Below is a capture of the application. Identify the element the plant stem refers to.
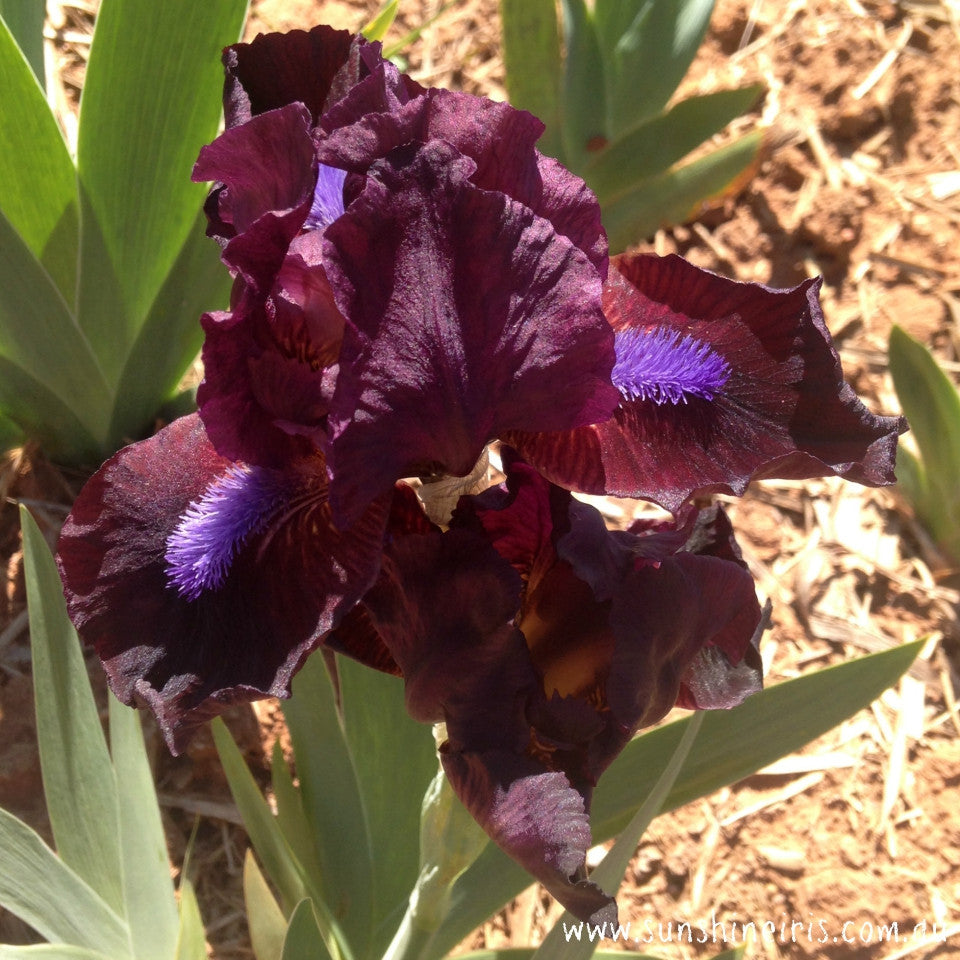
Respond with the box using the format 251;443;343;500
382;903;437;960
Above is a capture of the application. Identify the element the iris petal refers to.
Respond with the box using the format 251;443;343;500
508;253;906;514
350;527;526;725
606;552;762;732
441;750;617;926
220;24;357;128
56;414;391;752
193;102;316;247
456;458;764;780
198;253;343;467
317;88;607;272
322;139;617;524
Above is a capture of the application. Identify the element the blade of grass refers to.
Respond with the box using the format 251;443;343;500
500;0;564;159
888;325;960;559
889;326;960;483
0;358;102;464
212;718;308;914
362;0;399;41
558;0;607;170
0;12;77;299
0;1;45;85
601;130;762;252
282;654;373;954
0;809;129;957
103;203;229;450
0;214;111;454
109;694;180;960
0;409;24;452
245;850;288;960
584;86;763;201
281;901;334;960
382;2;455;60
75;0;247;384
337;656;438;958
174;877;208;960
214;714;357;960
0;947;116;959
21;507;124;915
595;0;716;135
270;742;326;908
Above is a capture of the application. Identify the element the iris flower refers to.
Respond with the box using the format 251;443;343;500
192;25;619;524
56;24;905;924
330;456;765;923
58;25;618;749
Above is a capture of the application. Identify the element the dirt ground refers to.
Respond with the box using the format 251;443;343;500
1;1;959;958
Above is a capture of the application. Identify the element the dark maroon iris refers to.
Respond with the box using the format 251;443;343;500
55;23;619;760
54;21;906;928
328;455;764;923
191;25;619;523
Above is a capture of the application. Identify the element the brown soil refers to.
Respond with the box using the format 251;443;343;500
2;1;959;958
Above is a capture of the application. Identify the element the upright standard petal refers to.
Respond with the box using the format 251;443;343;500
508;254;906;514
192;100;349;469
56;415;391;752
197;243;345;467
193;103;318;288
317;88;607;271
322;141;618;524
193;103;317;237
220;24;357;128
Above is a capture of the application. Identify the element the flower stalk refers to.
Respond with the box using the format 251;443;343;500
384;764;489;960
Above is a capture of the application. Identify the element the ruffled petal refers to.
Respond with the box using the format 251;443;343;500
317;88;606;271
457;459;764;773
325;483;440;677
677;612;767;711
509;254;906;514
198;248;344;466
441;749;617;925
336;499;616;915
605;551;763;732
316;47;422;134
56;415;390;752
351;526;526;726
323;140;617;523
220;25;358;128
193;102;317;253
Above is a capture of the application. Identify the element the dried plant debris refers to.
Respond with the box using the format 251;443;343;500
2;1;957;957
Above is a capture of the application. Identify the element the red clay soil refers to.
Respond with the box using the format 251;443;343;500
2;1;958;958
